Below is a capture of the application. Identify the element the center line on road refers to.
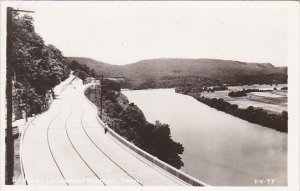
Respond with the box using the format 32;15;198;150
65;95;107;186
47;100;69;186
78;93;143;186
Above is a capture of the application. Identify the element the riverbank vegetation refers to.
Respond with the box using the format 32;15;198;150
227;89;281;97
85;79;184;169
193;96;287;132
228;89;260;97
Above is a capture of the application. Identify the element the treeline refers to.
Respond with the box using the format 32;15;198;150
69;60;96;81
85;80;184;169
126;75;222;93
229;73;287;86
119;73;286;93
10;13;70;120
228;88;285;97
195;96;287;133
228;89;260;97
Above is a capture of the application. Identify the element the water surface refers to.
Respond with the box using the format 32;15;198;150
122;88;287;186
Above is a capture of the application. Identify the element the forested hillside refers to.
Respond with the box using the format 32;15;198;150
69;57;287;89
9;12;70;120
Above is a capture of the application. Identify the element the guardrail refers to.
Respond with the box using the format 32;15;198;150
83;84;209;186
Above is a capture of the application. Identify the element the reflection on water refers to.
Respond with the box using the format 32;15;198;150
122;88;287;186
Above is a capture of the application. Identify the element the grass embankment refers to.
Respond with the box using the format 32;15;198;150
85;82;185;169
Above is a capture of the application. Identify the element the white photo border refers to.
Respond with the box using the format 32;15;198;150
0;1;299;191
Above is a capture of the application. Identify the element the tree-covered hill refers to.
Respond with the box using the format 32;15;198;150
69;57;287;89
9;12;70;120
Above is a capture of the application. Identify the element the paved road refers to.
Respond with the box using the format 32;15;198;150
21;76;188;186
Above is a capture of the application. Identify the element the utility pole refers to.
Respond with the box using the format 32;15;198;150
93;76;104;119
94;79;100;116
97;75;124;120
94;81;97;113
6;7;34;185
6;7;14;185
100;75;104;119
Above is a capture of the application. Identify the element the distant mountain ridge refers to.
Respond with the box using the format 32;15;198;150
68;57;287;87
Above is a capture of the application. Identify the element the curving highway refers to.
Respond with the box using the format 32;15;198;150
20;76;189;186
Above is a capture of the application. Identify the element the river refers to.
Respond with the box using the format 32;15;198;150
122;88;287;186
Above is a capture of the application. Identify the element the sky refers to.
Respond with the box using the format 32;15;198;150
7;1;291;66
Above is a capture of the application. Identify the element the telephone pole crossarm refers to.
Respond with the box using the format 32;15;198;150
11;9;34;13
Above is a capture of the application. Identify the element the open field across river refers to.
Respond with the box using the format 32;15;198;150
201;84;287;114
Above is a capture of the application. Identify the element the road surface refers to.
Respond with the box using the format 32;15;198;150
21;76;188;186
